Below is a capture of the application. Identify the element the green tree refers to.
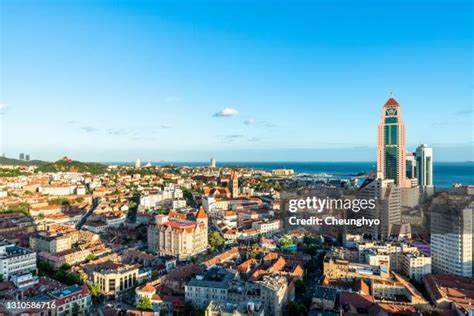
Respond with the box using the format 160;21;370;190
60;263;71;270
136;296;153;311
285;300;307;316
71;302;80;316
53;270;78;285
5;202;30;216
85;254;97;262
87;282;101;301
280;237;293;246
0;168;24;177
249;250;260;259
128;200;138;209
208;231;225;251
295;279;306;294
183;301;195;315
37;261;54;275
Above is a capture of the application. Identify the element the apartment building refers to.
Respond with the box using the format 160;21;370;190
30;230;79;253
185;267;236;309
0;241;37;280
49;284;92;316
430;197;472;277
402;252;431;283
148;208;208;259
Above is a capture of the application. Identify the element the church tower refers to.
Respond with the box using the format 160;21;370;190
229;171;239;198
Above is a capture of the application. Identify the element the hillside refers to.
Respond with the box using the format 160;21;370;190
0;156;48;166
36;160;109;175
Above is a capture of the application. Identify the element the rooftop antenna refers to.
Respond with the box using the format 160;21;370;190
389;90;395;98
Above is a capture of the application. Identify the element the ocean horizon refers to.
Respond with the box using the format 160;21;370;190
105;161;474;188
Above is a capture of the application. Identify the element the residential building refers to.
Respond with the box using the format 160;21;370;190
148;208;209;259
49;284;92;316
430;198;472;277
251;219;281;235
424;274;474;310
402;252;431;283
0;241;37;280
206;300;265;316
185;267;236;309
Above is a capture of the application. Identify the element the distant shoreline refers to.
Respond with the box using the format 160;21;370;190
104;161;473;188
102;161;474;165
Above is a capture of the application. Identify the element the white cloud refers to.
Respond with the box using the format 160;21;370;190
244;118;256;125
107;128;130;135
80;125;99;133
247;137;261;142
225;134;244;139
213;108;239;117
0;103;10;115
165;97;180;103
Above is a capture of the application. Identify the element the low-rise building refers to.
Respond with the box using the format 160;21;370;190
402;252;431;283
206;300;265;316
424;273;474;310
92;261;139;297
185;267;236;309
49;284;92;316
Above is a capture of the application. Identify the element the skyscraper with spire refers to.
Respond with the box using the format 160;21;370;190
377;96;410;188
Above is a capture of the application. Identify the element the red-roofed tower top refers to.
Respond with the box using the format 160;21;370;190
195;207;208;219
384;97;399;107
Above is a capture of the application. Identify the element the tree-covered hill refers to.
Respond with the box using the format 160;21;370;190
36;160;108;175
0;156;48;166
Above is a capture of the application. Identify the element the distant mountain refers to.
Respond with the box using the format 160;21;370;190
36;159;108;175
0;156;48;166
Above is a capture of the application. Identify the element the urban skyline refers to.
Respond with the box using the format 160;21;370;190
0;0;472;162
0;1;473;316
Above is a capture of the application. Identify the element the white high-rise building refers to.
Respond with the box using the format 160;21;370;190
416;144;433;188
135;159;141;168
357;178;401;239
210;157;216;168
431;199;472;278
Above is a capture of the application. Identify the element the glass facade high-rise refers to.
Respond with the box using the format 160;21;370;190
416;144;433;188
405;152;416;179
377;97;410;188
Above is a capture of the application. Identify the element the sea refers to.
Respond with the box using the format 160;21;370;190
110;161;474;188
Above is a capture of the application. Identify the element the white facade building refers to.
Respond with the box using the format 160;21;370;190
431;201;472;278
0;242;37;280
402;252;431;283
416;144;433;190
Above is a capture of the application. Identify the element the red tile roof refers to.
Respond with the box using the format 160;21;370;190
195;207;208;219
385;97;399;106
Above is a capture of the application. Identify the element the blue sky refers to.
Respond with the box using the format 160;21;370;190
0;0;472;162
